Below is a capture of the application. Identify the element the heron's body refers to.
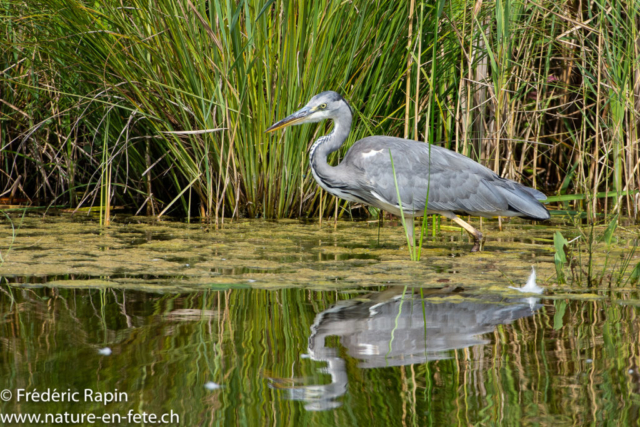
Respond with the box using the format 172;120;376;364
267;91;549;250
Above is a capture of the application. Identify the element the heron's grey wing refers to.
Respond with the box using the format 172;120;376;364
342;137;549;219
341;137;497;213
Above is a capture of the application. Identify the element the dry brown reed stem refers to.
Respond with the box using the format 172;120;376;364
405;0;416;140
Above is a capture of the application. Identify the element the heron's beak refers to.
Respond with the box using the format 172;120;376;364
266;107;312;133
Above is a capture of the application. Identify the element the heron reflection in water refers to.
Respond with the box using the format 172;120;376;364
267;91;550;251
272;288;540;411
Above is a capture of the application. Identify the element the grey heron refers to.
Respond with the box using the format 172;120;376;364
266;91;549;251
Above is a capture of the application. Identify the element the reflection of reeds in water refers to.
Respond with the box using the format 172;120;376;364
1;0;639;222
1;287;640;424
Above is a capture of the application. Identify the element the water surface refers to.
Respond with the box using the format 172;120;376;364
1;215;639;425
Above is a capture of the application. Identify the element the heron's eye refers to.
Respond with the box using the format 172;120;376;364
319;103;327;109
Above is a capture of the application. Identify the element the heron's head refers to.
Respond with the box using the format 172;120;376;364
266;91;351;133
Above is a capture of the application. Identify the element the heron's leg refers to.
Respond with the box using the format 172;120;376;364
405;216;415;246
451;216;484;252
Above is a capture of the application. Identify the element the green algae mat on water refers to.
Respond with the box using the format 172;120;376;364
1;214;640;426
3;214;632;290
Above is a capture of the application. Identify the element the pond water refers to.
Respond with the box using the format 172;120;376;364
1;215;639;425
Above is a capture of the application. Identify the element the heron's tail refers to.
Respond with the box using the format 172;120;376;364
494;182;550;220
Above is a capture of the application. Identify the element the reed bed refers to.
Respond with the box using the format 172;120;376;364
1;0;639;222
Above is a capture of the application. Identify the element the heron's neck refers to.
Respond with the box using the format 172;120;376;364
309;113;352;179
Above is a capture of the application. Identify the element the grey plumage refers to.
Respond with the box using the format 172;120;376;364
267;91;550;250
339;137;549;220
